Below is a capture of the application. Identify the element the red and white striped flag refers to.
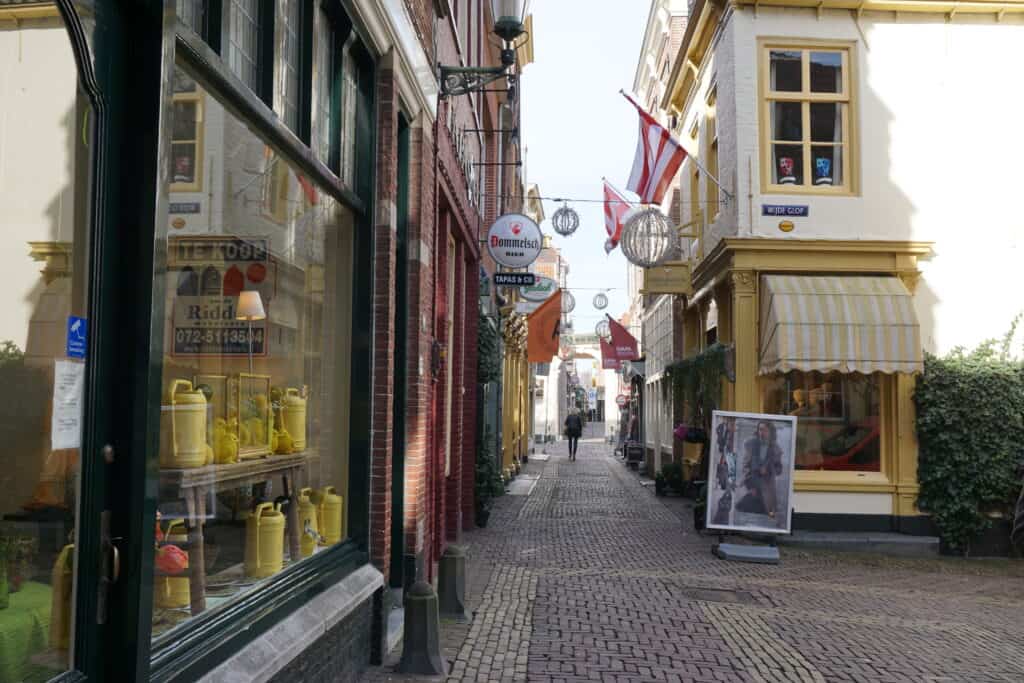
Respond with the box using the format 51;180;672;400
603;181;632;254
623;91;687;206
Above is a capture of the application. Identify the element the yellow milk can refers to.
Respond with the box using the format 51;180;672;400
155;519;191;608
159;379;208;469
315;486;343;546
245;502;285;578
281;388;307;451
297;487;320;558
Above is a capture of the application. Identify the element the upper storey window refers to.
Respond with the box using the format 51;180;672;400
761;43;854;194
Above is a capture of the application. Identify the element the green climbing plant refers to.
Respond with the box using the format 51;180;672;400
664;343;730;425
477;313;501;385
914;315;1024;555
475;426;504;527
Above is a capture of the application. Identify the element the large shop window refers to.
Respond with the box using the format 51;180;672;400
761;43;854;193
152;65;354;639
762;371;880;472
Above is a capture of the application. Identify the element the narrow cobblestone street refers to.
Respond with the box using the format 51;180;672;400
366;435;1024;683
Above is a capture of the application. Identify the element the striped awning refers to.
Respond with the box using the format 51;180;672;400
759;275;922;375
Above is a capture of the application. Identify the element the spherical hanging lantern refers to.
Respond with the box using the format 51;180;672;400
595;319;611;340
592;292;608;310
551;203;580;237
561;290;576;314
620;208;673;268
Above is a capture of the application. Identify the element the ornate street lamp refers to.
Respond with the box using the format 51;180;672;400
439;1;530;98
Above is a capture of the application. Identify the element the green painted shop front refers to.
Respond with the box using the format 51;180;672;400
0;1;380;680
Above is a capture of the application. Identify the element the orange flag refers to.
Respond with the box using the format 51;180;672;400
527;290;562;363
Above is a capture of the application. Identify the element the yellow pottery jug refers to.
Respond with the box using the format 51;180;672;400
297;487;320;558
159;379;208;469
155;519;191;608
49;544;74;651
314;486;343;546
245;502;285;578
281;388;307;451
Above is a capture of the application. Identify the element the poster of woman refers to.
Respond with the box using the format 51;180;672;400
706;411;798;535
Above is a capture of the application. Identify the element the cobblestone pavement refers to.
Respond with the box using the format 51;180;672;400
364;436;1024;683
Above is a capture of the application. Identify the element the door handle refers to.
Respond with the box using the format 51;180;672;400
109;539;121;584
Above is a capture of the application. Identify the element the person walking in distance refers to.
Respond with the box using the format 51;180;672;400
564;409;583;461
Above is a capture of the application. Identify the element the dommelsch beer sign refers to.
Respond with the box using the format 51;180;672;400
486;213;542;269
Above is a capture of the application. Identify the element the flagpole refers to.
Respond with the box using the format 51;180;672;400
619;89;734;203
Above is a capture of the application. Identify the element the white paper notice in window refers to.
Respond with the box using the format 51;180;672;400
52;359;85;451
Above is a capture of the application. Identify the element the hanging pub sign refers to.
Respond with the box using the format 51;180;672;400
486;213;542;269
168;236;275;356
519;275;558;302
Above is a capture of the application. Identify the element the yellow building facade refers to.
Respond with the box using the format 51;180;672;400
639;0;1024;532
500;311;530;480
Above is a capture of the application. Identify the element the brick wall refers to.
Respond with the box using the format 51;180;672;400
445;240;465;541
404;114;435;577
461;257;479;530
268;594;372;683
403;0;435;65
369;52;398;583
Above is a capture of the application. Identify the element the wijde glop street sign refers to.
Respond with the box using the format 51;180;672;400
494;272;536;287
486;213;542;269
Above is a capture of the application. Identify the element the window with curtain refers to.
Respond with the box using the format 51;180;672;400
340;37;359;189
228;0;261;92
177;0;206;37
279;0;302;133
763;45;852;192
704;95;719;219
312;7;336;169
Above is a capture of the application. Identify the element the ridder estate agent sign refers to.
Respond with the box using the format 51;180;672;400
487;213;542;269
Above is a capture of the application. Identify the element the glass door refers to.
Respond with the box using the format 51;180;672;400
0;4;93;679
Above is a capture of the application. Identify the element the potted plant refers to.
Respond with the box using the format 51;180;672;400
475;427;503;528
654;472;667;497
662;462;684;495
6;537;36;593
693;483;708;532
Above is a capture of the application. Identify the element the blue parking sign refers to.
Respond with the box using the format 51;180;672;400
66;316;87;359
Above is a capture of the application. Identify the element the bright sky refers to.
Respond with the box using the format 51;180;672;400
521;0;650;335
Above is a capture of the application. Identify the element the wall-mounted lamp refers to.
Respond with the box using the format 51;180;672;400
439;0;530;98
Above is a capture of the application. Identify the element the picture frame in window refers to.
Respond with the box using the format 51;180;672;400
231;373;273;459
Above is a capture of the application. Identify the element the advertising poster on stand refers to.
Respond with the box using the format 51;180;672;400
706;411;798;535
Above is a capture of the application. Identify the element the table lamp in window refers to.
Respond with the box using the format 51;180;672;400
236;291;266;374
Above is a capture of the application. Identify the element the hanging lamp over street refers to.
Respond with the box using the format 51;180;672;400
620;208;673;268
552;203;580;236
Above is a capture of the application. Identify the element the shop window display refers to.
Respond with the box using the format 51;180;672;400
152;65;354;638
762;371;881;472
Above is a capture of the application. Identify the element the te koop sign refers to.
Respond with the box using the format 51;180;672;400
486;213;542;269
